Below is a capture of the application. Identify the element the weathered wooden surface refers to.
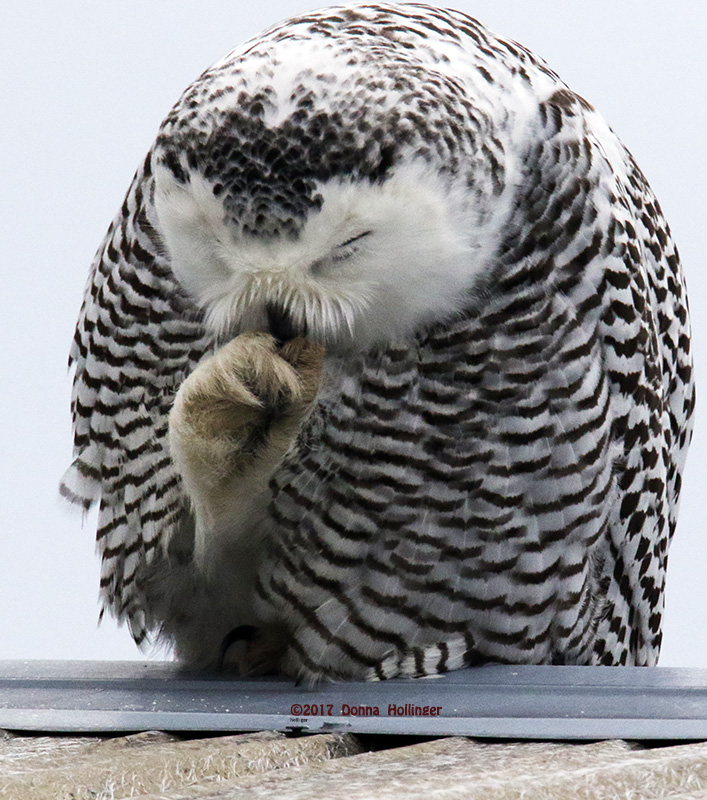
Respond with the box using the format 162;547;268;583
133;737;707;800
0;730;361;800
4;731;707;799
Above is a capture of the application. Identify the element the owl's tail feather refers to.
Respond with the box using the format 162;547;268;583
366;632;483;681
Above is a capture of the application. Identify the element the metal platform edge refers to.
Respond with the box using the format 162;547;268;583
2;661;707;739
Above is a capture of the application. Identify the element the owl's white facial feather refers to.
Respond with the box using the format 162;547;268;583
154;160;503;351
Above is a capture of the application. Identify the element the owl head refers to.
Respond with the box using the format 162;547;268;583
152;30;510;353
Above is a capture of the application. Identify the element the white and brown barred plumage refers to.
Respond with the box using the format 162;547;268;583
61;3;694;681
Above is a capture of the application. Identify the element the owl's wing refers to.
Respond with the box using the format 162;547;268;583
593;150;695;666
60;152;213;644
525;92;694;666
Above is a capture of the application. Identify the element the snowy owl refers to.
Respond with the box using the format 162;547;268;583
61;3;694;681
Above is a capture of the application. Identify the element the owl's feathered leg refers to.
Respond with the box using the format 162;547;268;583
168;332;325;549
157;332;324;668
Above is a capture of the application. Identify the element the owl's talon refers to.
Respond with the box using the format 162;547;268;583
219;624;259;671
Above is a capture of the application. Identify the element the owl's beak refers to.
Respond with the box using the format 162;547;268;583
266;302;303;345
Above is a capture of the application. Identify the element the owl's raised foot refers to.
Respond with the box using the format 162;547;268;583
168;332;325;519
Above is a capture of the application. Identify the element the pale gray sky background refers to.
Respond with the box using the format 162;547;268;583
1;2;705;666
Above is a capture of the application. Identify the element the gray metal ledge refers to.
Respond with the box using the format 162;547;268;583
1;661;707;739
